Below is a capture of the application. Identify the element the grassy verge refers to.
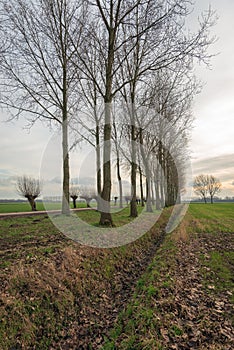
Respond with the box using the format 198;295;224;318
0;206;168;349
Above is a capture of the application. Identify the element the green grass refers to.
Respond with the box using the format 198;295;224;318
186;203;234;233
0;200;96;213
76;206;145;227
0;201;135;214
189;203;234;219
188;203;234;232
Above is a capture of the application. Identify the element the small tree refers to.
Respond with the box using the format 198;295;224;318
193;174;209;203
16;176;41;211
207;175;221;204
194;174;222;204
70;186;80;209
125;195;132;206
80;187;96;208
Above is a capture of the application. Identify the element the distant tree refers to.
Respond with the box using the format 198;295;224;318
80;186;96;208
194;174;222;204
125;195;132;206
207;175;221;204
70;185;80;209
193;174;209;203
16;176;41;211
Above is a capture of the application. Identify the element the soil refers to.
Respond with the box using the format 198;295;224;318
156;232;234;350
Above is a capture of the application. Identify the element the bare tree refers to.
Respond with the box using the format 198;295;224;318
70;185;80;209
194;174;221;204
77;1;168;224
69;43;105;205
136;60;200;208
0;0;86;215
80;186;96;208
92;1;140;225
16;176;41;211
207;175;222;204
112;118;125;209
194;174;209;203
1;0;215;222
116;1;214;216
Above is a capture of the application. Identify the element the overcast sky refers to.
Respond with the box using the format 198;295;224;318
0;0;234;199
191;0;234;197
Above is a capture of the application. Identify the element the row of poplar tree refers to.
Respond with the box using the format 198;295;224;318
0;0;215;224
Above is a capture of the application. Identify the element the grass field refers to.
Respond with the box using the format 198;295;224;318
0;201;91;213
0;203;233;349
0;200;131;213
188;203;234;232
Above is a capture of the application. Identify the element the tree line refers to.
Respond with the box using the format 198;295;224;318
0;0;215;224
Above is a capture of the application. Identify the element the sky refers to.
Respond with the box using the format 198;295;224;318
0;0;234;199
190;0;234;197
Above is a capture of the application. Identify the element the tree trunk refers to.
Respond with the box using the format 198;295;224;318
139;165;145;207
62;123;70;215
139;129;152;212
72;197;77;209
154;167;161;210
99;103;113;225
164;152;170;207
130;122;138;217
158;143;165;208
117;156;123;209
151;179;155;206
96;124;102;211
62;55;70;215
166;163;175;207
99;26;115;226
145;174;153;212
28;196;36;211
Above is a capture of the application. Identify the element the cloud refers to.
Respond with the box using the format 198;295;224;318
70;177;96;186
48;176;96;187
49;176;62;184
0;178;12;187
192;153;234;178
77;177;96;186
0;175;18;198
191;154;234;197
0;169;11;176
0;175;17;187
